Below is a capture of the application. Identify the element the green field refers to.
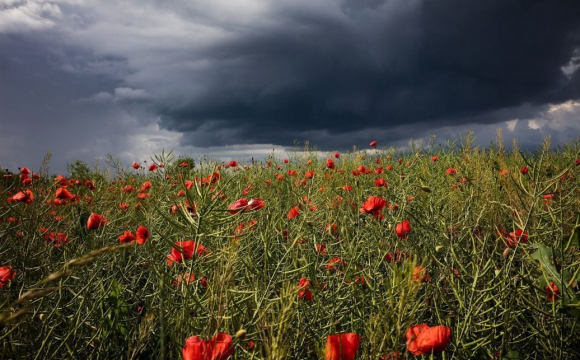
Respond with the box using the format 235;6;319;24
1;136;579;359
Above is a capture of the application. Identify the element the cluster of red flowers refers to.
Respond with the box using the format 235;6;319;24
119;225;149;245
40;227;71;247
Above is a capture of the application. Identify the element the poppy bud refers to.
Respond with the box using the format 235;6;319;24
235;329;247;339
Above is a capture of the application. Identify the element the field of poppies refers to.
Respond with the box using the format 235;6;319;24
1;135;579;359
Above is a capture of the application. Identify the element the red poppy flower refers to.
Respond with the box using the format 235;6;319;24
119;231;136;243
506;229;528;247
228;160;238;167
305;170;315;179
182;333;234;360
395;220;411;239
0;265;17;288
287;206;300;219
9;190;34;204
370;141;377;147
173;272;196;287
412;266;430;283
326;257;345;271
327;159;335;169
360;196;387;215
325;333;361;360
431;156;438;162
374;178;387;187
576;159;580;166
132;162;141;169
141;181;152;191
246;198;265;212
56;187;75;200
406;324;451;356
283;159;289;163
543;194;555;205
54;175;68;186
342;184;353;191
334;152;340;158
298;277;313;301
545;281;560;301
149;164;158;172
445;168;456;176
520;167;529;175
179;161;189;168
228;198;248;214
136;225;149;245
167;241;206;265
87;213;107;230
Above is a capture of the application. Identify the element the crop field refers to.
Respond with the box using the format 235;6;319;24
1;136;579;359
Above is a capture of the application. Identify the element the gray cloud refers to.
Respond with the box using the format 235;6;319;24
1;0;579;173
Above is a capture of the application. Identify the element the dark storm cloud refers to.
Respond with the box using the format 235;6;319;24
155;0;580;149
1;0;580;175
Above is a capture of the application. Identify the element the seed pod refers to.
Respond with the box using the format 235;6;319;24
235;329;247;339
503;247;513;259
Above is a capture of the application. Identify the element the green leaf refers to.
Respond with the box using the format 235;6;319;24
530;243;562;287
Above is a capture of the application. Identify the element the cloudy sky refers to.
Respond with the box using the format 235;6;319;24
1;0;580;174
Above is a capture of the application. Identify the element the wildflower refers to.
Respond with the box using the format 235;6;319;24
9;190;34;204
173;273;196;287
167;241;206;265
545;281;560;301
520;167;529;175
506;229;528;248
445;168;456;176
241;185;253;195
374;178;387;187
228;198;248;214
360;196;387;216
370;141;378;147
246;198;265;212
406;324;451;356
327;159;335;169
395;220;411;239
334;153;340;158
149;164;158;172
543;194;555;205
431;156;438;162
182;333;234;360
136;225;149;245
325;333;361;360
413;266;430;283
87;213;107;230
141;181;152;191
56;187;75;200
0;265;17;288
298;277;313;301
119;231;136;243
132;162;141;169
287;206;300;219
